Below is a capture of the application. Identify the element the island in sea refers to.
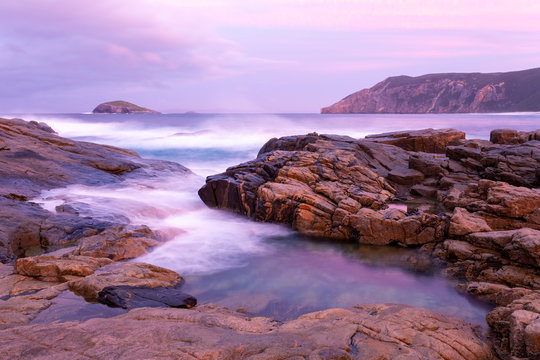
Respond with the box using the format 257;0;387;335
321;67;540;114
92;100;160;114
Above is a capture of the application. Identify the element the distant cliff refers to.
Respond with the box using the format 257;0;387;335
321;67;540;114
92;101;160;114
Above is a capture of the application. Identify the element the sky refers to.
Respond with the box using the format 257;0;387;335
1;0;540;113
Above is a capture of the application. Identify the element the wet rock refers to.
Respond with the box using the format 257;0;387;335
98;284;196;310
365;128;465;153
14;255;112;282
0;303;495;359
0;117;192;258
68;262;182;300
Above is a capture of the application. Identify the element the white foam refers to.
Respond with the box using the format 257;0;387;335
36;174;292;275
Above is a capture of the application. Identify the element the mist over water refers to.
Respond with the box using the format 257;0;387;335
27;112;540;323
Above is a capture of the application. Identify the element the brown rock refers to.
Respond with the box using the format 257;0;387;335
448;207;491;237
365;128;465;153
487;292;540;358
0;303;495;359
68;262;182;300
74;225;160;261
387;167;425;185
490;129;518;144
14;255;112;282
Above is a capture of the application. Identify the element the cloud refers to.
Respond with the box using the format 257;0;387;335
0;0;286;102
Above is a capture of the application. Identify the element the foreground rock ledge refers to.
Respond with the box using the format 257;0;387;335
0;304;495;360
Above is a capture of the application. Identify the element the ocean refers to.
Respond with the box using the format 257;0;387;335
12;112;540;323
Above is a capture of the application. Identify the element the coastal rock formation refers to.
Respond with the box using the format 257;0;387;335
199;132;455;244
0;117;190;259
200;127;540;358
0;304;495;359
365;128;465;153
92;100;160;114
321;67;540;113
200;128;539;244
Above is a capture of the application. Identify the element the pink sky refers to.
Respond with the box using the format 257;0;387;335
1;0;539;113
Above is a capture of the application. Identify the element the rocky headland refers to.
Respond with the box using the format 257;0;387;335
92;100;160;114
321;67;540;113
0;117;502;359
200;127;540;358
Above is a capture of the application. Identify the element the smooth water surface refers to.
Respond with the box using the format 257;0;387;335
14;112;540;324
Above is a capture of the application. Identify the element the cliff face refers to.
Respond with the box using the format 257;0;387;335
321;67;540;113
92;101;160;114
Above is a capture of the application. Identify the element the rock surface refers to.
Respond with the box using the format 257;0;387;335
0;303;495;360
366;128;465;153
0;117;190;259
200;127;540;358
321;67;540;113
92;100;160;114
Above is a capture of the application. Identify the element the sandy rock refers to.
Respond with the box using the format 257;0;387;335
68;262;182;300
74;225;160;261
14;255;112;282
448;207;491;237
0;303;495;360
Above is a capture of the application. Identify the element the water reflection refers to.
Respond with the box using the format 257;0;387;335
183;236;493;324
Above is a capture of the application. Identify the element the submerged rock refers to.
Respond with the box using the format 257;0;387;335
0;303;495;359
98;284;196;310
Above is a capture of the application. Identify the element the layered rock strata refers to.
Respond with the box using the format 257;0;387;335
200;127;540;358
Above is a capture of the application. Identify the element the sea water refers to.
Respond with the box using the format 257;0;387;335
14;112;540;323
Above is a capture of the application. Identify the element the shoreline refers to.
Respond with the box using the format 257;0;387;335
3;117;536;355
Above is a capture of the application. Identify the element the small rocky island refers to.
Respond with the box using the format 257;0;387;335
321;67;540;113
92;100;160;114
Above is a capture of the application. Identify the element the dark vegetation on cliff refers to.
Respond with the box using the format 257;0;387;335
322;67;540;113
